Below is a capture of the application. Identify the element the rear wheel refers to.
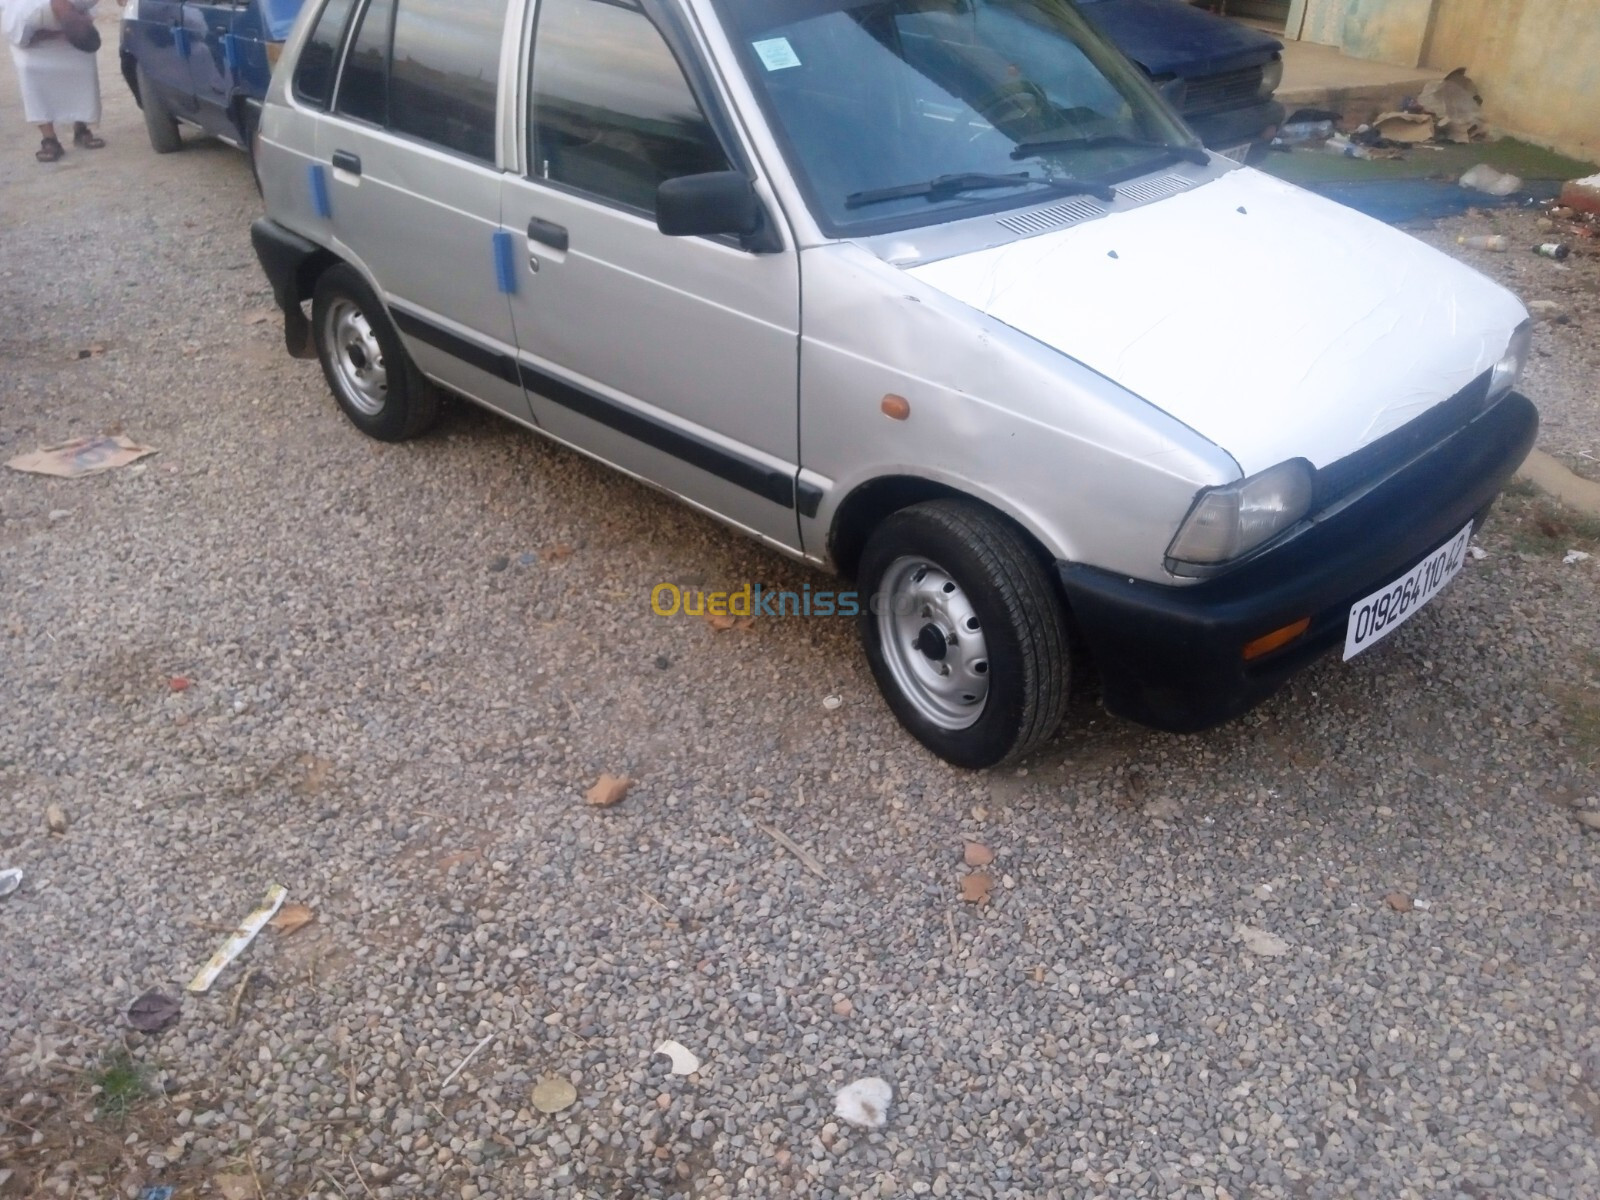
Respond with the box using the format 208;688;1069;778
857;500;1071;769
311;264;439;441
135;64;182;154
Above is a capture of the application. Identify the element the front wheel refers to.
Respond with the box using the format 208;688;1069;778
857;500;1071;769
311;264;439;441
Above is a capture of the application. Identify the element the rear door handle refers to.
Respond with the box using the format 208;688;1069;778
331;150;361;176
526;217;568;252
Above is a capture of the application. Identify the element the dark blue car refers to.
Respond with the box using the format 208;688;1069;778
120;0;1281;160
1081;0;1285;155
119;0;300;157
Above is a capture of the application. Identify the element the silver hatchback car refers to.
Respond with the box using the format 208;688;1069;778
252;0;1537;768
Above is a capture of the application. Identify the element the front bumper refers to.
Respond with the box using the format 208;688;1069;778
1186;98;1284;150
1058;391;1538;733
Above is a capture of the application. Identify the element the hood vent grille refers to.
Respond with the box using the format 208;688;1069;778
997;196;1105;237
1117;173;1195;205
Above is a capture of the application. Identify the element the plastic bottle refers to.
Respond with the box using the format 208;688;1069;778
1457;234;1510;252
1532;242;1572;260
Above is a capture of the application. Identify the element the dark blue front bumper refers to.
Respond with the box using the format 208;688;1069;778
1058;391;1539;732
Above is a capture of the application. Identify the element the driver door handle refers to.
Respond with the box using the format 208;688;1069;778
526;218;568;253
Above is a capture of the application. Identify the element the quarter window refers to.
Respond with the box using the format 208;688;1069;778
529;0;729;213
291;0;357;110
389;0;508;162
335;0;393;127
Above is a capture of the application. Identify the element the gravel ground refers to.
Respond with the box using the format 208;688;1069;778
3;41;1599;1200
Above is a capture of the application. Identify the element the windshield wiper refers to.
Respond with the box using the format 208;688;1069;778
845;172;1113;210
1010;134;1209;166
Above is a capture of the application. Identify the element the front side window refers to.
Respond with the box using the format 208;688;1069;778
529;0;730;214
334;0;393;126
713;0;1196;233
291;0;358;109
389;0;508;162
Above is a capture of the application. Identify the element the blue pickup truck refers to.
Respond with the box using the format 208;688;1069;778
121;0;1283;160
119;0;300;157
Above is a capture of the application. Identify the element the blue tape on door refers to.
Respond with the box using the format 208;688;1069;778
222;33;238;72
309;164;331;219
492;230;517;296
173;26;191;57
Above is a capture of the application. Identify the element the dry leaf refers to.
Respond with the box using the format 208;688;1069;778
215;1174;254;1200
1384;891;1414;913
268;903;315;935
244;309;275;325
45;804;68;835
531;1076;578;1113
959;872;992;904
586;773;631;808
126;989;182;1033
705;612;738;631
168;675;192;692
544;543;574;562
1236;925;1290;957
962;840;995;867
1032;965;1046;984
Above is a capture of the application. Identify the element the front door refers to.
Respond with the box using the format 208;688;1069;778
315;0;530;424
499;0;802;550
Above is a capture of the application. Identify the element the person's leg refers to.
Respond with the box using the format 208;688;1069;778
36;122;62;162
72;121;104;149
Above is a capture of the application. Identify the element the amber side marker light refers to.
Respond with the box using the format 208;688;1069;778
881;394;911;421
1242;617;1311;661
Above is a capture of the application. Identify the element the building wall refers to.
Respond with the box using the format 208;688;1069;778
1292;0;1600;160
1423;0;1600;160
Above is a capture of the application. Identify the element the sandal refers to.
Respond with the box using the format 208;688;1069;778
73;124;104;149
36;135;63;162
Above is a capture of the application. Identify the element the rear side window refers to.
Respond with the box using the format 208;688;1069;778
529;0;729;213
291;0;358;109
389;0;508;162
335;0;393;127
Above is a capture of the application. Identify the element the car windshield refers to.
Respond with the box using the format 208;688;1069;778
714;0;1198;234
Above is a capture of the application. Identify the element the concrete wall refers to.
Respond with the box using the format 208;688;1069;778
1298;0;1434;65
1292;0;1600;160
1423;0;1600;161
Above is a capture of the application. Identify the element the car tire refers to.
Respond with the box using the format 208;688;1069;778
136;64;182;154
311;264;440;442
857;500;1071;769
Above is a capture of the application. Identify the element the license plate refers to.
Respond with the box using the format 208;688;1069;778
1343;523;1473;661
1216;143;1252;163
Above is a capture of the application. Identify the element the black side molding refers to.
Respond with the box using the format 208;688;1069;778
390;307;519;385
385;306;797;510
249;218;320;359
518;359;796;509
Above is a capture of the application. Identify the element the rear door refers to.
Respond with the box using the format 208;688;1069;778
499;0;802;548
316;0;532;425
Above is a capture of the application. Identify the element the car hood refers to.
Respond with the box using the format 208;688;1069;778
1077;0;1281;77
905;169;1529;475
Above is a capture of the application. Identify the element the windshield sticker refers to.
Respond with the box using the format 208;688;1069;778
752;37;801;71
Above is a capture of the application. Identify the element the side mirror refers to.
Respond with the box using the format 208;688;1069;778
656;172;763;240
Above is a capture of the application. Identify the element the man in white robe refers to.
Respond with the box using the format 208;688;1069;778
2;0;105;161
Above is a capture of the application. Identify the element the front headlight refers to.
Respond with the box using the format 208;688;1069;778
1259;55;1284;97
1487;320;1532;401
1166;459;1314;571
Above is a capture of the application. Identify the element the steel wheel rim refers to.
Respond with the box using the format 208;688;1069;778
877;555;990;731
324;298;387;416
